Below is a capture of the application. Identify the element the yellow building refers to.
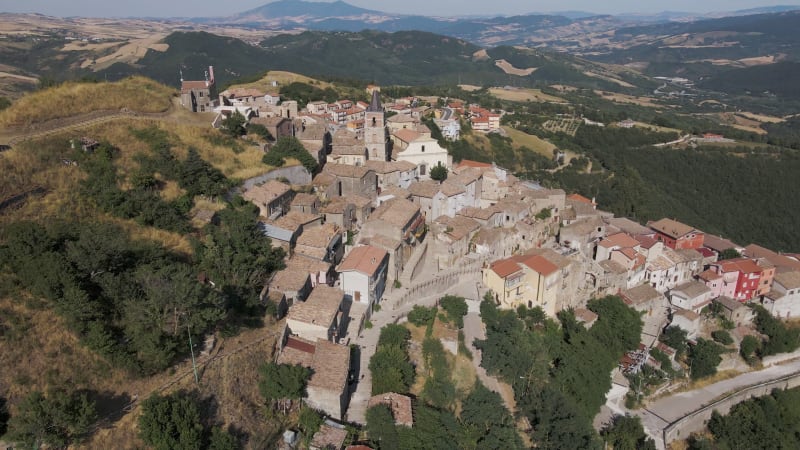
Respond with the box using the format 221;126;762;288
483;254;561;316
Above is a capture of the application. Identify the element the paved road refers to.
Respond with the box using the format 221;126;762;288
621;357;800;449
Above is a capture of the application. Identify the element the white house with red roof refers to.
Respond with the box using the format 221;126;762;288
338;245;389;308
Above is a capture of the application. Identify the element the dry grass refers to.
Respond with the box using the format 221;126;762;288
0;77;174;128
625;121;683;134
495;59;537;76
593;90;662;108
583;71;635;88
503;126;557;157
736;111;785;124
458;84;483;92
489;87;564;103
229;71;331;93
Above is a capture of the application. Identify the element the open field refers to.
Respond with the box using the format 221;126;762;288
594;90;663;108
736;111;785;123
489;87;564;103
503;126;557;157
624;121;683;134
583;70;635;88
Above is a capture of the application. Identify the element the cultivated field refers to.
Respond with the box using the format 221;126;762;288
503;126;557;157
542;117;581;136
489;87;564;103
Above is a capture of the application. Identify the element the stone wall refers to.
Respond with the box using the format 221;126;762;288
241;165;312;190
663;372;800;444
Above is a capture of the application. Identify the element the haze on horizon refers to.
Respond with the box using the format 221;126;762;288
1;0;795;18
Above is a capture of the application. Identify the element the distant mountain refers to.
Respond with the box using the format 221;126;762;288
93;29;637;91
230;0;385;23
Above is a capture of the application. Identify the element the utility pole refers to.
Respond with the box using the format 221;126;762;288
188;322;199;386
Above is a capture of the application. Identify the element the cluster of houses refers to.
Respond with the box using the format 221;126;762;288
196;75;800;428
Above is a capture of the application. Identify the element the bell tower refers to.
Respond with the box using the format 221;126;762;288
364;89;388;161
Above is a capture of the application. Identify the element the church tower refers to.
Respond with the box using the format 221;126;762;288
364;89;388;161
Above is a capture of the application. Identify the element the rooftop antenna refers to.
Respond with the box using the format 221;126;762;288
179;69;184;82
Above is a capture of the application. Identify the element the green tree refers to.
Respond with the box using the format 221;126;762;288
660;326;689;357
461;382;523;450
370;345;414;395
430;164;448;181
378;324;411;349
138;391;203;450
246;123;273;140
601;415;656;450
262;136;318;173
258;363;311;401
718;248;742;260
179;147;229;197
0;96;11;110
6;389;97;449
740;335;760;364
439;295;468;328
689;338;725;380
366;404;400;450
712;330;734;345
221;111;246;137
208;426;240;450
407;305;436;327
298;406;323;441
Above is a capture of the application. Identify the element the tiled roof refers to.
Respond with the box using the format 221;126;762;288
291;193;319;207
270;268;310;293
648;218;697;239
698;269;722;281
456;159;492;169
271;211;320;232
287;285;342;326
379;187;412;201
365;160;417;174
296;223;340;249
434;215;480;241
311;424;348;450
243;180;291;207
518;254;559;276
309;340;351;391
672;280;711;298
702;234;740;253
567;193;594;204
440;181;466;197
370;198;420;229
604;217;652;235
360;234;402;251
774;271;800;290
599;232;641;249
715;296;745;311
458;207;497;221
743;244;800;271
338;245;388;277
393;128;421;143
286;254;332;274
621;284;661;306
489;259;523;278
716;258;763;275
321;197;352;214
574;308;598;324
313;172;336;186
324;164;373;179
408;180;440;198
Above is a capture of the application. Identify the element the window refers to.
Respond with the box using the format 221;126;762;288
199;92;203;97
421;145;426;152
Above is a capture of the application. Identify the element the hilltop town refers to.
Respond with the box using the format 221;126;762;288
169;66;800;448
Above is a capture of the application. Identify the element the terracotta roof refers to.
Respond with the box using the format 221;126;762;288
181;80;210;91
448;169;482;186
338;245;388;277
774;271;800;290
370;198;420;229
489;259;523;278
297;223;340;249
716;258;763;275
379;187;412;200
387;114;416;123
221;87;264;98
617;248;639;261
350;194;373;208
635;235;660;249
277;336;315;367
313;172;337;187
287;285;342;326
393;128;421;143
647;218;698;239
368;393;414;427
599;259;628;274
599;232;640;249
518;254;559;276
456;159;493;169
286;254;332;274
525;248;572;270
567;193;594;204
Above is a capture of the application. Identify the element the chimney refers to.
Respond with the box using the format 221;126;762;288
208;66;215;86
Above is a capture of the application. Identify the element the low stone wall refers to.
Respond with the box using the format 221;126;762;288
663;372;800;444
391;263;482;310
241;165;312;190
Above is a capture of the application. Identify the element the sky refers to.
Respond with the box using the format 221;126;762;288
0;0;794;18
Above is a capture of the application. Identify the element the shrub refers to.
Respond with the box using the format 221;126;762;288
712;330;734;345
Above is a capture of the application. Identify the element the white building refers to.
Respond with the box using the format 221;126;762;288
391;129;450;180
338;245;389;308
764;271;800;319
669;280;713;314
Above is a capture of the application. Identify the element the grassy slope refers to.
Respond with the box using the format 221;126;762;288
0;77;173;128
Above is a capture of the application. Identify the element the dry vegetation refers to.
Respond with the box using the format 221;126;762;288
230;71;332;93
0;77;174;128
489;87;564;103
593;90;664;108
495;59;537;76
502;126;557;157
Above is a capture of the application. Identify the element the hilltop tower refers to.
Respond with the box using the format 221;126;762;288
364;89;388;161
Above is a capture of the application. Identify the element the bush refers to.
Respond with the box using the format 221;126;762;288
408;305;436;327
439;295;468;328
262;136;318;173
712;330;734;345
740;335;760;365
6;389;96;449
430;164;448;181
689;338;725;380
139;392;203;450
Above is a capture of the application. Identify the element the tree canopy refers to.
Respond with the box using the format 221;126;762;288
6;389;97;449
258;362;311;401
139;392;204;450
